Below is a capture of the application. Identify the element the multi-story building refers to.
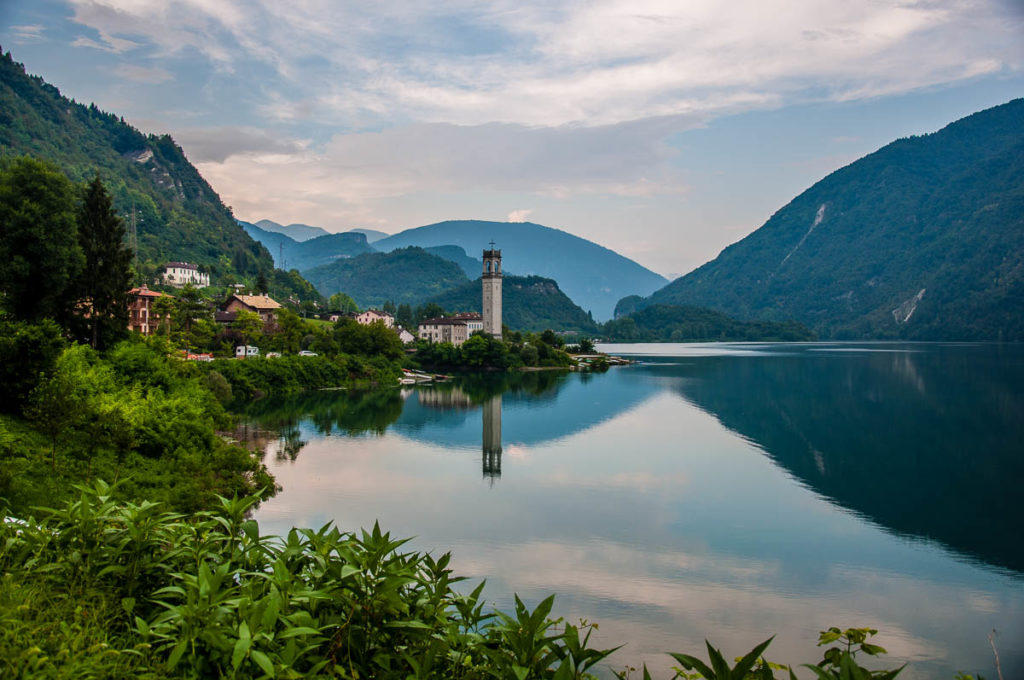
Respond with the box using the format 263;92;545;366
127;285;169;336
356;309;395;328
161;261;210;288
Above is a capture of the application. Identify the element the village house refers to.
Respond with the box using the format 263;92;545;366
161;261;210;288
127;285;170;336
397;327;416;344
356;309;394;328
417;312;485;347
220;294;282;325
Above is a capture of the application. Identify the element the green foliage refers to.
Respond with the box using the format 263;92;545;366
0;156;83;323
74;173;132;349
411;330;574;371
0;484;618;679
333;318;405;361
603;305;815;342
304;246;470;308
637;98;1024;340
0;318;65;413
2;338;271;515
426;275;600;333
328;291;359;314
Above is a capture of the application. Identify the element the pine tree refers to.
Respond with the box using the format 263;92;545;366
75;174;132;349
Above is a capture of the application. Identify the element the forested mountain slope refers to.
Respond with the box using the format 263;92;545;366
425;275;599;334
636;99;1024;340
303;247;469;308
0;49;273;282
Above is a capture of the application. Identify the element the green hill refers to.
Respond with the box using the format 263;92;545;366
374;220;667;321
635;99;1024;340
425;275;599;334
304;247;469;308
604;304;814;342
0;49;274;282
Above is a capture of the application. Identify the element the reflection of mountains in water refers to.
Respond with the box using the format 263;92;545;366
392;370;658;449
661;344;1024;574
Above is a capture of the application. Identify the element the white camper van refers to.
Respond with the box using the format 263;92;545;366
235;345;259;359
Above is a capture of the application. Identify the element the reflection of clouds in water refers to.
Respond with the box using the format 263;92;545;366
459;539;950;677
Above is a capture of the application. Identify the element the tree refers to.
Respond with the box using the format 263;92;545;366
152;294;175;338
256;271;269;295
231;309;264;348
74;174;132;349
0;157;83;323
173;284;210;350
328;292;358;314
274;308;307;354
396;303;413;330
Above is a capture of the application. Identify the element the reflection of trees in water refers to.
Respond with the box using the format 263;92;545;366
240;388;406;449
669;346;1024;573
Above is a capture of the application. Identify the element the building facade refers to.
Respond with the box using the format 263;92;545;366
161;262;210;288
356;309;395;328
482;247;502;339
418;316;471;346
127;285;169;336
223;294;282;325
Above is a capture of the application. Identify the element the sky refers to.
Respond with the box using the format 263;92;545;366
1;1;1022;279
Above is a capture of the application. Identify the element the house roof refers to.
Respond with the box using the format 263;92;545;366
128;285;167;299
231;294;281;310
450;312;483;321
360;309;392;317
164;261;199;270
419;316;468;326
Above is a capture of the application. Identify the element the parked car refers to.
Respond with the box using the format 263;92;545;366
265;351;281;358
298;350;318;357
235;345;259;359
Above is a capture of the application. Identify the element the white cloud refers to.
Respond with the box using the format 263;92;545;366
112;63;172;83
63;0;1024;128
507;209;532;223
10;24;46;42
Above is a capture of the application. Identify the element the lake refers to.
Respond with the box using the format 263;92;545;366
248;342;1024;678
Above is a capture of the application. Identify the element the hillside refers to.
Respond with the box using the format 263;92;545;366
423;245;482;278
635;99;1024;340
0;49;274;281
304;247;469;308
604;304;814;342
425;275;599;334
242;221;374;270
254;219;329;242
374;220;667;321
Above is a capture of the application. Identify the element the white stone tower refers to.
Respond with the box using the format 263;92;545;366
482;243;502;339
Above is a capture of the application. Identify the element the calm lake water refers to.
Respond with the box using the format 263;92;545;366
248;343;1024;678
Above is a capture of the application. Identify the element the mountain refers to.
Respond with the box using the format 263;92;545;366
604;304;814;342
0;50;274;281
634;99;1024;340
304;247;469;308
425;275;599;334
254;219;329;242
423;245;482;278
241;221;374;271
347;228;390;243
373;220;667;321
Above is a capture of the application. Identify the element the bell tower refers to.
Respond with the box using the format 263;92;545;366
482;242;502;339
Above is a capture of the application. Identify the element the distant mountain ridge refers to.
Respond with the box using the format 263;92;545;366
374;220;667;320
243;217;666;320
633;98;1024;340
254;219;329;242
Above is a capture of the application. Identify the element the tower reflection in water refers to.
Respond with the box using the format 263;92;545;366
482;394;502;484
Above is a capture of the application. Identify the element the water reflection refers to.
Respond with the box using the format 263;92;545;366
246;345;1024;678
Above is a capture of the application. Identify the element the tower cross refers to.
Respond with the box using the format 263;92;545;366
489;239;496;249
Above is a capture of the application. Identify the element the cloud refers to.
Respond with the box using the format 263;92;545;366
62;0;1024;128
507;209;532;223
113;64;173;84
10;24;45;42
174;127;308;163
194;115;696;228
